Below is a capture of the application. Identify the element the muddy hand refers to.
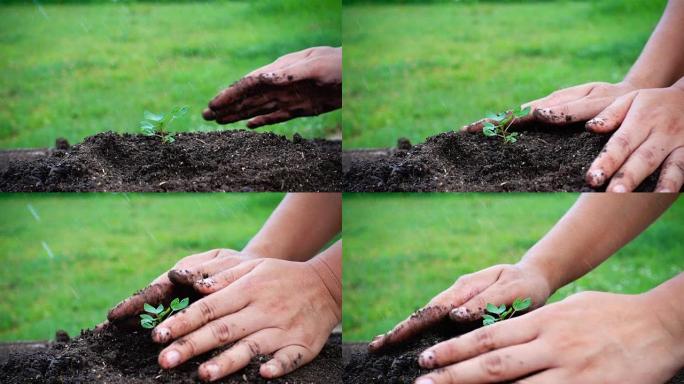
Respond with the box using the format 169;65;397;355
462;81;638;133
369;263;551;353
202;46;342;128
584;80;684;192
415;288;684;384
107;249;251;327
151;257;340;382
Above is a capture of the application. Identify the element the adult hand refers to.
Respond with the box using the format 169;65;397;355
415;291;684;384
107;249;252;327
584;83;684;192
462;81;639;133
368;263;552;352
202;46;342;128
151;257;341;382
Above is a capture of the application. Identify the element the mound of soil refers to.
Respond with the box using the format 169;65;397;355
343;320;684;384
343;125;666;192
0;326;341;384
0;130;341;192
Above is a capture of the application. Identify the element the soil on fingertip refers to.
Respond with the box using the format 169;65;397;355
343;124;667;192
0;130;341;192
342;320;684;384
0;326;342;384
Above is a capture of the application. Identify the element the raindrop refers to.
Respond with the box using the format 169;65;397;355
41;241;54;259
27;204;41;222
32;0;49;19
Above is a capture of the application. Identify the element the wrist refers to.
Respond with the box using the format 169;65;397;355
306;257;342;319
641;275;684;360
516;254;560;295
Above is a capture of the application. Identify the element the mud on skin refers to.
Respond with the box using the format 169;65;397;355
0;130;341;192
0;326;342;384
344;123;667;192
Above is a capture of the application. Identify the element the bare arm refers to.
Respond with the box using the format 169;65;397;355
243;193;341;261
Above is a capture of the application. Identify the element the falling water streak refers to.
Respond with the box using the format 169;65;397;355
32;0;48;19
27;204;41;222
41;241;54;259
144;228;158;242
69;286;80;299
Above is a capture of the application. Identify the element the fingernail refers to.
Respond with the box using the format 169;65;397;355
164;350;180;367
264;363;278;377
612;184;627;193
416;377;435;384
419;350;435;368
153;327;171;343
451;307;468;320
587;169;605;186
203;363;220;381
657;188;672;193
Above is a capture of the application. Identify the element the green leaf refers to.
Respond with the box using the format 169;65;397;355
156;304;164;313
141;319;155;329
144;303;160;314
486;303;505;315
144;111;164;122
140;314;154;321
172;106;189;119
504;133;518;144
513;297;532;311
179;297;189;309
514;105;531;118
164;135;176;144
482;314;497;326
482;122;497;137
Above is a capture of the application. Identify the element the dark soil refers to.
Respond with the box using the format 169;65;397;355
0;326;341;384
0;130;341;192
343;320;684;384
343;124;668;192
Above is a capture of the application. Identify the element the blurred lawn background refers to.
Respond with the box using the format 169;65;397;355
0;193;284;341
343;0;666;148
342;193;684;341
0;0;340;148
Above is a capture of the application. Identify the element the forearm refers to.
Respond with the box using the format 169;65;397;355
644;273;684;359
307;240;342;314
243;193;341;261
624;0;684;88
519;193;677;293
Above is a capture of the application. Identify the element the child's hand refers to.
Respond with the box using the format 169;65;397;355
368;263;552;353
202;46;341;128
584;83;684;192
415;291;684;384
462;81;639;133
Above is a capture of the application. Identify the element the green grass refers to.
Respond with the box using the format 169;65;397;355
342;193;684;341
0;193;285;341
0;0;341;148
342;1;665;148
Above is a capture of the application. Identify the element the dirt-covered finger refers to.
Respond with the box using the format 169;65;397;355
198;332;277;382
214;101;279;125
534;96;613;125
246;110;294;129
419;315;539;369
368;305;450;353
415;341;550;384
524;83;596;111
655;147;684;192
157;310;262;369
606;138;670;192
585;92;637;133
208;75;275;110
260;344;315;379
168;250;244;286
193;259;262;294
107;277;173;322
449;287;535;323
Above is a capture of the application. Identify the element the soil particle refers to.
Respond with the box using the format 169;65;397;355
0;130;341;192
0;325;341;384
344;124;667;192
54;330;70;344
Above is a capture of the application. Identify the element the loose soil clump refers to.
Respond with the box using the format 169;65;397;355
343;319;684;384
1;326;341;384
0;130;341;192
344;125;666;192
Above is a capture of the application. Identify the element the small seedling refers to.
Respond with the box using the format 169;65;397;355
482;297;532;326
139;297;189;329
482;105;531;144
139;106;189;144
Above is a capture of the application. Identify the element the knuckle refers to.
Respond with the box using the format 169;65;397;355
197;300;217;322
240;339;262;357
609;134;632;154
209;320;233;344
177;336;199;357
480;354;506;378
475;328;497;352
634;147;659;169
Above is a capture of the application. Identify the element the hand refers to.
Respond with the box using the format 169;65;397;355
584;84;684;192
202;46;342;128
368;263;552;352
151;258;341;381
415;291;684;384
462;81;638;133
107;249;252;327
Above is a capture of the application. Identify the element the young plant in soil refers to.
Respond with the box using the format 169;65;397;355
139;106;189;144
140;297;189;329
482;105;531;144
482;297;532;326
